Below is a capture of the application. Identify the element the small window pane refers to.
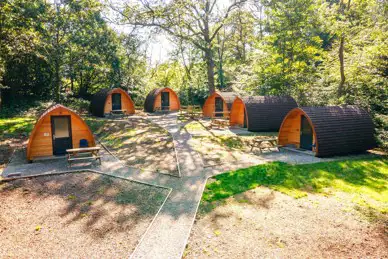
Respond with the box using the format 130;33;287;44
53;117;69;138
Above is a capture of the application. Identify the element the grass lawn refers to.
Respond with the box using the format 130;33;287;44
186;157;388;258
0;117;36;172
203;158;388;214
0;117;35;138
85;116;179;176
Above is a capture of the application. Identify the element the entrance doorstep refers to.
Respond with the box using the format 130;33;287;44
33;155;66;162
281;146;315;156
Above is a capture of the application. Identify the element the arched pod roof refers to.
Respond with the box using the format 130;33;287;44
279;106;376;157
27;104;95;161
237;95;298;132
90;88;134;117
214;92;238;110
143;87;181;112
202;91;238;117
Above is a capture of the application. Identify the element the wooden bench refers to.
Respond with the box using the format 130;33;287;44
210;111;230;129
111;109;127;115
155;106;170;113
250;137;281;153
211;119;229;128
180;105;202;120
66;146;101;167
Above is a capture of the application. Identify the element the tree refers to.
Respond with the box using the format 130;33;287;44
253;0;323;101
111;0;246;93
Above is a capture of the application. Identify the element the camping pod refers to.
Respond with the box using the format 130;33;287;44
230;96;298;132
202;92;238;118
27;104;95;161
90;88;135;117
278;106;376;157
144;87;181;112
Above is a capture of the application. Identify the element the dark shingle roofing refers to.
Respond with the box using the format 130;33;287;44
90;88;113;117
144;88;161;113
300;106;376;157
242;95;298;132
217;92;238;110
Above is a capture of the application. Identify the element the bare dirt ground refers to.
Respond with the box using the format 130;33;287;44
185;187;388;258
0;172;169;258
89;117;179;176
189;135;277;167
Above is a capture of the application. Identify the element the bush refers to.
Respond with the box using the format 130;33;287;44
62;97;90;114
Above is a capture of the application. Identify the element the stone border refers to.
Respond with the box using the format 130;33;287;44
177;173;211;259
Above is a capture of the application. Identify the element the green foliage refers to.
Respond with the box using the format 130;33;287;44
0;0;386;148
0;117;35;138
62;97;90;114
0;0;147;108
203;158;388;213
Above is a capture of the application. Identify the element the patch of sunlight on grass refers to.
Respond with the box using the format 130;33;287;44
183;121;205;131
203;157;388;213
84;117;106;133
0;117;35;137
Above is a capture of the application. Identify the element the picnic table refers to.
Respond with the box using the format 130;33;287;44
210;111;230;129
66;146;102;167
250;137;280;153
154;106;171;112
111;109;127;114
180;105;202;120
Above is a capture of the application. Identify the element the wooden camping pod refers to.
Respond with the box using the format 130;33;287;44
278;106;376;157
27;104;95;161
144;87;181;112
202;92;237;117
230;96;298;132
90;88;135;117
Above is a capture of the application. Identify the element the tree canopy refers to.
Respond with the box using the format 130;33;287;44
0;0;387;146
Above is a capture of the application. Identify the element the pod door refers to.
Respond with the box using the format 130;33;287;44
244;108;247;128
51;115;72;155
112;93;122;111
215;97;223;117
300;115;313;150
161;92;170;110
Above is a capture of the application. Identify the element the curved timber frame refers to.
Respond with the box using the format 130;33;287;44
278;108;318;153
278;106;376;157
27;104;95;161
202;92;238;118
230;97;248;127
230;96;298;132
90;88;135;117
144;87;181;113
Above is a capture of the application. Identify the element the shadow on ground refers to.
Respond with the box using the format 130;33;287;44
0;172;169;239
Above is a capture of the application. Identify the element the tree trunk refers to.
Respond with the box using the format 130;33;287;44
217;33;225;89
205;48;215;94
337;0;350;98
338;35;345;97
70;48;74;92
54;58;60;102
